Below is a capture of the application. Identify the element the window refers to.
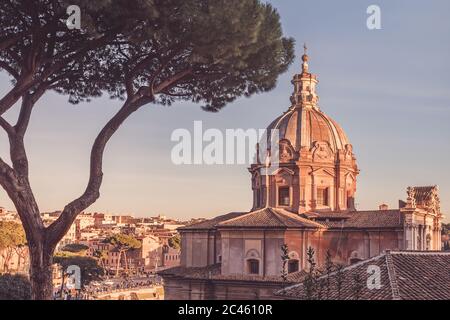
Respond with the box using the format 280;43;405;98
288;260;299;273
278;187;290;206
247;259;260;275
347;194;354;209
317;188;329;206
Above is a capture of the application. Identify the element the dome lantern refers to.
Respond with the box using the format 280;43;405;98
290;43;319;110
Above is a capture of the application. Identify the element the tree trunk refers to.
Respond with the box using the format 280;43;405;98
29;242;54;300
100;258;108;279
2;248;13;272
124;251;129;274
16;249;22;272
116;251;122;277
60;269;66;299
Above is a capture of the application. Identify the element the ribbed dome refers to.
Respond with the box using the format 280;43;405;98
267;106;350;152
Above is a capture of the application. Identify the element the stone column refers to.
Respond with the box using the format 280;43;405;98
405;224;413;250
437;225;442;250
422;226;426;251
413;225;418;250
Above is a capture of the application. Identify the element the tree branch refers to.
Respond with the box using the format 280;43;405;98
0;61;19;80
0;156;44;243
0;33;24;51
46;96;150;246
15;88;45;136
0;74;34;117
0;116;15;137
153;69;192;94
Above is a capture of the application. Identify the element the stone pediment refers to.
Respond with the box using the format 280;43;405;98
310;167;335;178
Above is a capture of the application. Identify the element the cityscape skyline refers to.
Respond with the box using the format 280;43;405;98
1;0;449;221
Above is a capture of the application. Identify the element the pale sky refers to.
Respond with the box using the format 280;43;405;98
1;0;449;221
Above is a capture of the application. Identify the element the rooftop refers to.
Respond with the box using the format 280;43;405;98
276;251;450;300
180;208;406;231
307;209;404;229
218;207;325;229
159;263;308;284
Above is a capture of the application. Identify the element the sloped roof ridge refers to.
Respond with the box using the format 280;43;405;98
216;207;267;225
388;250;450;255
278;208;327;228
385;251;401;300
270;208;292;227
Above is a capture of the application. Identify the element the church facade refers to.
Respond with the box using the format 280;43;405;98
160;50;444;300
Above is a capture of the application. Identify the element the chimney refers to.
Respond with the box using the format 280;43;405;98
379;203;389;210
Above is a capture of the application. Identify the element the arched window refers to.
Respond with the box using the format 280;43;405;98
247;259;260;275
288;260;299;273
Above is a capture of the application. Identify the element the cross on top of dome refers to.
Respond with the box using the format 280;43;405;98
301;43;309;72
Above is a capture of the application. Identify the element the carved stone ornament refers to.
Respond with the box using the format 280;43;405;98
312;141;332;161
406;186;416;207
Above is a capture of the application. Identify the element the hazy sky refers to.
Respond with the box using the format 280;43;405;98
1;0;449;221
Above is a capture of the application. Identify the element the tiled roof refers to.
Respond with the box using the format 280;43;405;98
276;251;450;300
311;210;404;229
392;251;450;299
159;263;308;283
181;209;404;231
303;212;351;219
178;212;247;231
217;208;325;229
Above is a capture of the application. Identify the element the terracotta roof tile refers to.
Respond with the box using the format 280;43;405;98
181;209;404;231
276;251;450;300
217;208;325;229
178;212;247;231
312;210;404;229
392;252;450;300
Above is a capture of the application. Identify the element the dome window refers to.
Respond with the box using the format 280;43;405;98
278;187;290;206
317;187;329;206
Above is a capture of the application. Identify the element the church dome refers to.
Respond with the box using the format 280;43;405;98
267;106;350;153
263;46;353;157
250;46;358;214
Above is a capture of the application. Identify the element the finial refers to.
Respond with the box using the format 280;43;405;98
301;43;309;73
302;43;309;63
